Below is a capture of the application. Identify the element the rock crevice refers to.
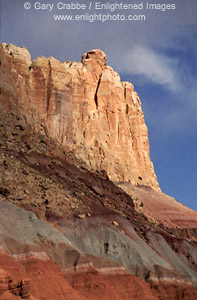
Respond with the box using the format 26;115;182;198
0;43;160;190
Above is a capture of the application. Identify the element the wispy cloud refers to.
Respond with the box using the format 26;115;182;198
117;46;180;91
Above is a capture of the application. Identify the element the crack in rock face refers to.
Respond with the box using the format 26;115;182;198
0;43;160;191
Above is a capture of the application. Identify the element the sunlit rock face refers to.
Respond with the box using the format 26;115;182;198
0;43;159;190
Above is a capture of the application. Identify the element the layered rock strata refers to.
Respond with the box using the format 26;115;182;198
118;182;197;230
0;43;159;190
0;108;197;299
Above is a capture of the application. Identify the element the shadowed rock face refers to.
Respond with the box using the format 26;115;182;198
0;44;197;300
0;43;159;190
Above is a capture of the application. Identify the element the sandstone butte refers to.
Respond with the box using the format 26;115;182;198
0;43;160;191
0;43;197;300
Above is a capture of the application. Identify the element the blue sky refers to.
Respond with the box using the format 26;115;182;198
1;0;197;210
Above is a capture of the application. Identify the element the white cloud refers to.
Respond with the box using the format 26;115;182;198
118;46;180;91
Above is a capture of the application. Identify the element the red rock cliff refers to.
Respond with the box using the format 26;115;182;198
0;43;160;190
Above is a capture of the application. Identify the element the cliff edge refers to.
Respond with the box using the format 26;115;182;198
0;43;160;190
